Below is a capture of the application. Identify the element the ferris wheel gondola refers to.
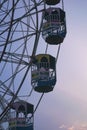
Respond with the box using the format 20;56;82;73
44;0;61;5
42;7;66;45
31;54;56;93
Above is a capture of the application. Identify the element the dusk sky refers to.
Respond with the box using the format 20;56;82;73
1;1;87;130
34;1;87;130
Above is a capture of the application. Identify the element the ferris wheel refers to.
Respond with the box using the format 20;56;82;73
0;0;67;130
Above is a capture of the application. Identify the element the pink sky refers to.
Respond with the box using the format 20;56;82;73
34;1;87;130
1;1;87;130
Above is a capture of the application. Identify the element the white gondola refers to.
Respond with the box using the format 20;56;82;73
9;100;34;130
42;7;67;44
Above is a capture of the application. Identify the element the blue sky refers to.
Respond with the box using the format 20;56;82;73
34;1;87;130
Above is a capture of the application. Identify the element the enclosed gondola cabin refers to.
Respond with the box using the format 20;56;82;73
31;54;56;93
42;7;67;45
44;0;61;5
9;100;34;130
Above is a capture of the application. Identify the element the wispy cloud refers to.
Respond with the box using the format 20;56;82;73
68;126;74;130
79;123;87;130
59;124;67;129
67;124;87;130
59;123;87;130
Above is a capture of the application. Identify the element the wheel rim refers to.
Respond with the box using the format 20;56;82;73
0;0;44;122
